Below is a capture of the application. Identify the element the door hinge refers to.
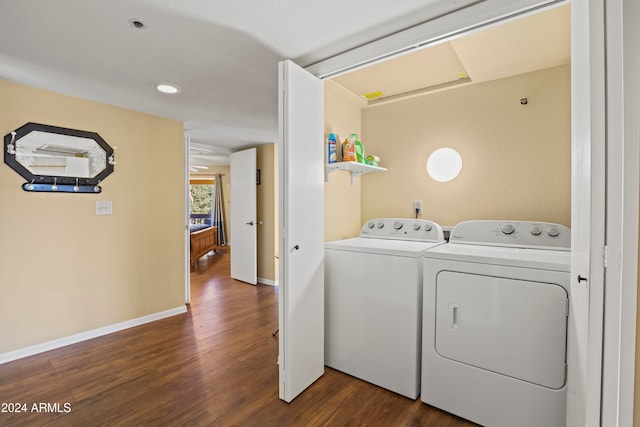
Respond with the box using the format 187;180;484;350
603;245;608;268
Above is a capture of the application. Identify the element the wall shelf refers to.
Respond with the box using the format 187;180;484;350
325;161;387;184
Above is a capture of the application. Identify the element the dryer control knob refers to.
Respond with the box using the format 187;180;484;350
367;222;375;229
377;221;384;229
501;223;516;235
394;221;403;230
547;227;560;237
424;224;433;231
413;223;421;231
530;225;542;236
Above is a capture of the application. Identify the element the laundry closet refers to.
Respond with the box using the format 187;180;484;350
318;4;573;426
323;4;571;241
277;2;599;425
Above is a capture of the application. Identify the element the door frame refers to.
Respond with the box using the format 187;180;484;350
601;0;640;424
184;132;191;304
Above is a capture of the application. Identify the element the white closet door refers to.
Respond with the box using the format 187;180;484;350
278;59;325;402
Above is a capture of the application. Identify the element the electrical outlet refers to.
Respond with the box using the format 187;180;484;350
96;201;112;215
414;200;422;215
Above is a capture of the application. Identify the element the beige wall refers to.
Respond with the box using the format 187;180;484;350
0;79;185;354
324;81;365;241
191;166;231;242
361;65;572;227
256;144;277;282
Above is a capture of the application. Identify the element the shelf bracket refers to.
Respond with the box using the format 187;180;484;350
324;161;387;185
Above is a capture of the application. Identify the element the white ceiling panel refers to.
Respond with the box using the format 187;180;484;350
329;4;570;106
332;42;467;101
450;4;570;83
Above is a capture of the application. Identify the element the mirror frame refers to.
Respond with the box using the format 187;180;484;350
4;122;114;193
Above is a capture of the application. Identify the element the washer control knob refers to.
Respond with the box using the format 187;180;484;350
394;221;403;230
377;221;384;229
547;227;560;237
500;223;516;235
367;222;375;229
530;225;542;236
424;224;433;232
413;223;421;231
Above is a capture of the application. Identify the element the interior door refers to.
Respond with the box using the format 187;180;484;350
569;0;606;425
278;59;325;402
230;148;257;285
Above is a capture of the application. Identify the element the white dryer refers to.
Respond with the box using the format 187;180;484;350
325;218;445;399
421;220;571;427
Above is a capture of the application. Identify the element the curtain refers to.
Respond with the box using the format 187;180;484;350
211;173;227;246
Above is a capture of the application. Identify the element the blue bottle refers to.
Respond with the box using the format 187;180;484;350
327;133;337;163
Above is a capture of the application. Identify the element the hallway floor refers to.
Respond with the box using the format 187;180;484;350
0;249;475;426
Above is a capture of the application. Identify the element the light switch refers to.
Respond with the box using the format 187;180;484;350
96;201;112;215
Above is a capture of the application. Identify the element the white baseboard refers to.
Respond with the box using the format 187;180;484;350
258;277;279;286
0;305;188;364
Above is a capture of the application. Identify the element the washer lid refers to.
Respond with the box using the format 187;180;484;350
325;237;444;257
424;242;571;272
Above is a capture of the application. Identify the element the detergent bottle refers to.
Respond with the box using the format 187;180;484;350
327;133;337;163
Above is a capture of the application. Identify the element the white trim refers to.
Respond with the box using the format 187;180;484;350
278;60;287;401
602;0;624;423
617;0;640;418
601;0;640;425
258;277;279;286
0;306;187;364
184;132;191;304
306;0;563;79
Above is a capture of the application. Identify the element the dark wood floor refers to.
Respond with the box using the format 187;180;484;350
0;249;476;426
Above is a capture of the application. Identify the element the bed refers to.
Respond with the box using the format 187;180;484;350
190;224;218;268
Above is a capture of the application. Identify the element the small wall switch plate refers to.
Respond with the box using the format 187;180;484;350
414;200;422;214
96;201;112;215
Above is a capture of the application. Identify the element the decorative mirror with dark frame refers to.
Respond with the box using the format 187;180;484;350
4;122;115;193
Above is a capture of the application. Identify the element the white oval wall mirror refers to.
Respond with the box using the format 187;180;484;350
426;147;462;182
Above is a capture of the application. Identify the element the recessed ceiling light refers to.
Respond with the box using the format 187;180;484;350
156;83;181;94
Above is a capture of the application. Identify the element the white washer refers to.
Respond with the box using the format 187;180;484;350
421;220;571;427
325;218;445;399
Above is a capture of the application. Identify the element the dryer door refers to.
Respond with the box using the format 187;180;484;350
435;271;568;389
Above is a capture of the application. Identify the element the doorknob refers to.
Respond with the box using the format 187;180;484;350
246;221;254;226
293;245;299;250
577;275;588;283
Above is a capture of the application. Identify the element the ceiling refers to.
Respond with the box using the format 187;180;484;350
332;4;570;105
0;1;569;168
